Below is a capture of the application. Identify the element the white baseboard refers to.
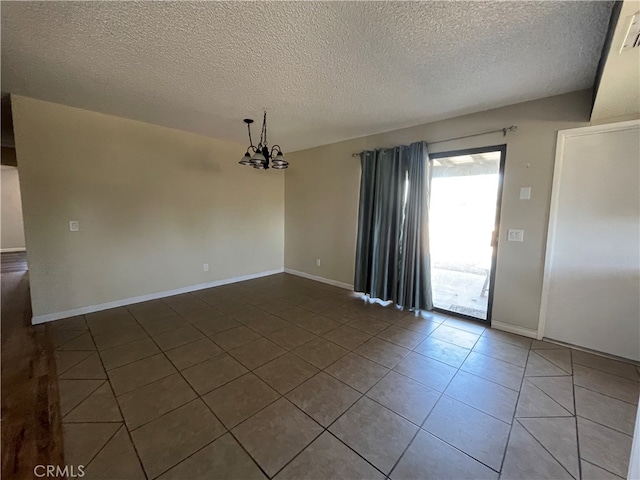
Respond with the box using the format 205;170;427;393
491;320;538;339
1;247;26;253
32;268;284;325
284;268;353;291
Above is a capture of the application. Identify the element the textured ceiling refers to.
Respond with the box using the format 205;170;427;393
1;1;612;152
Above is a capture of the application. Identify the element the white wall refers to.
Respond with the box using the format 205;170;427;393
12;96;284;322
540;121;640;361
1;163;26;251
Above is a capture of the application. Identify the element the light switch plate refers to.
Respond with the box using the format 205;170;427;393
508;229;524;242
69;221;80;232
519;187;531;200
315;258;321;267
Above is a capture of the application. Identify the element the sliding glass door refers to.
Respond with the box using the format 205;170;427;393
428;146;505;322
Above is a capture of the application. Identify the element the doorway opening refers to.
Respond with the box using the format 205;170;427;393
429;145;505;323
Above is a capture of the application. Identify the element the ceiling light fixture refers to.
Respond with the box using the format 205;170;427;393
239;111;288;170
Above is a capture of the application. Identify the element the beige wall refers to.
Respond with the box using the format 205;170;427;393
285;90;592;333
12;96;284;320
1;163;26;251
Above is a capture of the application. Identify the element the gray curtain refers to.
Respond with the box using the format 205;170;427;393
354;141;433;310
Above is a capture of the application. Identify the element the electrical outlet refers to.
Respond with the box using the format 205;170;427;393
315;258;321;267
507;229;524;242
203;263;209;272
519;187;531;200
69;221;80;232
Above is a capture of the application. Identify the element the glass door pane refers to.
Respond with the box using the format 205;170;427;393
429;149;503;321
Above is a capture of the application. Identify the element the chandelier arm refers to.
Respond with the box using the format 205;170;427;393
261;111;268;147
247;122;254;147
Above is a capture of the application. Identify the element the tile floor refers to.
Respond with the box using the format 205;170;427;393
51;273;639;479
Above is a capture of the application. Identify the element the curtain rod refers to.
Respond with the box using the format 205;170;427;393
350;125;518;157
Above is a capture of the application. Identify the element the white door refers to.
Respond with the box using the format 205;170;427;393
539;120;640;361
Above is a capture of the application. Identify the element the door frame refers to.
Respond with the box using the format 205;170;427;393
428;144;507;324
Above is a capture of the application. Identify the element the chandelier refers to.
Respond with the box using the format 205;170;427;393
239;111;288;170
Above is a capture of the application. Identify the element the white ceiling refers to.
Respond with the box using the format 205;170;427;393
1;1;613;152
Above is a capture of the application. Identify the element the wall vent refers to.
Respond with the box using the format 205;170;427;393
621;12;640;52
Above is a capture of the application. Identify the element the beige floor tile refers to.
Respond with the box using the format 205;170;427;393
518;417;579;479
165;337;223;370
258;298;293;314
394;316;439;335
322;325;372;350
86;310;138;335
275;431;385;480
574;364;640;404
182;353;248;395
137;313;188;336
572;350;640;380
276;306;317;323
292;337;348;369
291;314;341;336
393;352;457;391
444;370;518;423
165;297;210;317
472;336;529;367
55;331;96;351
355;337;409;369
460;351;524;391
131;399;226;479
64;382;122;423
430;324;480;349
83;425;146;479
525;351;571;377
367;371;440;425
367;305;409;323
390;430;498;480
191;315;241;336
231;305;271;324
347;316;392;336
93;324;149;351
501;422;573;480
108;353;176;396
287;372;360;427
254;353;319;394
117;373;197;429
210;297;248;314
527;375;575;413
243;314;290;336
63;422;121;466
578;417;633;478
210;326;261;351
481;328;532;349
59;353;106;380
413;336;470;368
515;379;574;418
423;395;510;471
232;398;323;477
376;325;426;350
99;337;161;371
531;339;568;350
325;352;389;393
536;348;573;373
58;379;105;416
51;316;89;331
267;324;317;350
180;306;224;324
203;373;280;429
329;396;418;474
575;386;637;435
55;350;93;375
442;317;486;335
230;337;287;370
581;459;625;480
152;324;205;351
158;433;266;480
